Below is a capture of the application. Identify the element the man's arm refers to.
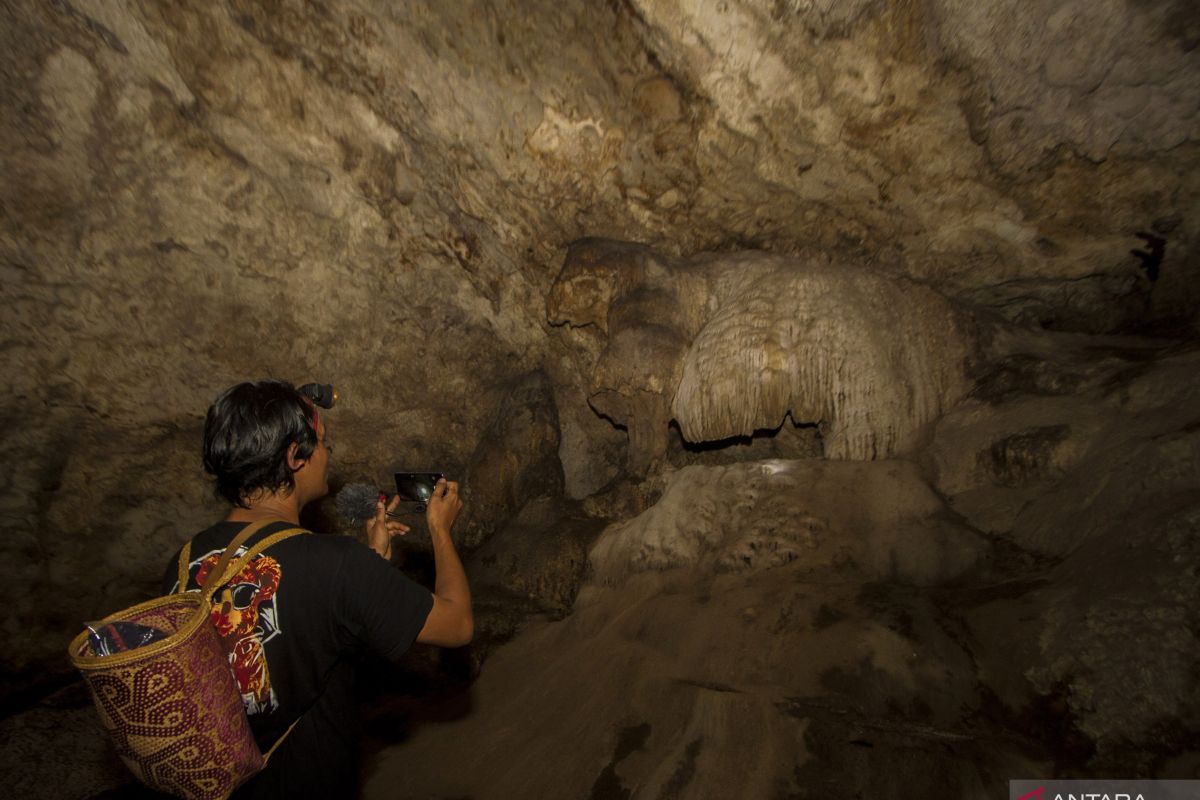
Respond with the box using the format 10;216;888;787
366;478;472;646
416;479;473;646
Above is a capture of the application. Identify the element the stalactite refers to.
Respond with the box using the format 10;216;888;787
673;260;972;460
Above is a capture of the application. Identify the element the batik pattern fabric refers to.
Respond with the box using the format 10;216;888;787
69;592;264;800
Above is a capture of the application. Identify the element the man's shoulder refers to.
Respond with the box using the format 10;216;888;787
167;522;369;585
254;528;398;585
165;523;398;605
221;523;367;565
271;529;362;560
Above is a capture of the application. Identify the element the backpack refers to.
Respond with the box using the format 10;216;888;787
68;519;306;799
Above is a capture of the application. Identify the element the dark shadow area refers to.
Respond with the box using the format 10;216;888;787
666;414;822;466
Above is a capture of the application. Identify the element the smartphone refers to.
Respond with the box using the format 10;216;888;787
393;472;445;506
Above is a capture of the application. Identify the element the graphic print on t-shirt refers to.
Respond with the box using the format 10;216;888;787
191;549;284;715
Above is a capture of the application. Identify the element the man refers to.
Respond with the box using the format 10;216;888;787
163;379;472;798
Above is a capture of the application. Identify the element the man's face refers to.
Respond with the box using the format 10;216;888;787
298;417;331;502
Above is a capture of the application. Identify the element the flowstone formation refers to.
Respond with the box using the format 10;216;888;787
588;459;986;585
549;239;972;471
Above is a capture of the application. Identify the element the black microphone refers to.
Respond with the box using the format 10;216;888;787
335;483;407;524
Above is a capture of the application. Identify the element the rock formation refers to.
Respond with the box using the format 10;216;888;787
366;336;1200;798
550;240;974;471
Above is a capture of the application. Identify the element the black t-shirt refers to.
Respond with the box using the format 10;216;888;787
162;521;433;799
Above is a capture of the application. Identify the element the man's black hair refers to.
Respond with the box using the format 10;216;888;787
203;380;318;507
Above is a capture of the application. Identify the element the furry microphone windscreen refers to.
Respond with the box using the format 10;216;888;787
335;482;382;524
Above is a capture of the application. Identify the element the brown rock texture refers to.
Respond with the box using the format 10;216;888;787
367;338;1200;798
550;240;973;470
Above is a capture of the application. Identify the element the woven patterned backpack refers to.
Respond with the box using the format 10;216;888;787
68;519;306;800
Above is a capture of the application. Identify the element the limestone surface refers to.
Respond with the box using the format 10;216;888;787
550;241;973;468
364;339;1200;797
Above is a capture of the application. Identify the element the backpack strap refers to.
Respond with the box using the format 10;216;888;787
176;520;306;595
201;523;309;602
176;540;192;591
191;518;276;602
210;527;309;598
263;716;303;763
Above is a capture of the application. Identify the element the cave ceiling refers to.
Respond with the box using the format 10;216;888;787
4;0;1195;482
6;2;1198;381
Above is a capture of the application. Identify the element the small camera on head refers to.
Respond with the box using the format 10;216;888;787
298;383;338;409
394;472;445;511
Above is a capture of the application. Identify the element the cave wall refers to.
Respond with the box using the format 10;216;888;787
621;0;1200;330
364;335;1200;798
1;0;1197;736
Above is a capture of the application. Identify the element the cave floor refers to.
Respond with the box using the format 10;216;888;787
0;569;1053;800
4;524;1194;800
357;566;1064;800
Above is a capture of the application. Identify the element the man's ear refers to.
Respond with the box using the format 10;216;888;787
286;441;306;471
